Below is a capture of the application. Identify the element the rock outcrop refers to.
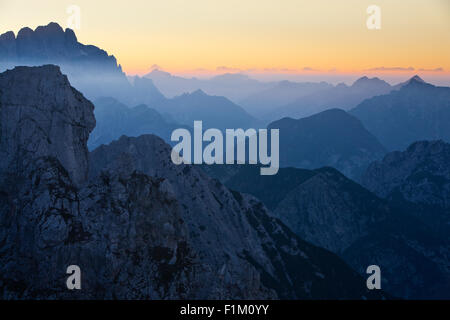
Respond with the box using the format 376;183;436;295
0;65;95;186
362;140;450;237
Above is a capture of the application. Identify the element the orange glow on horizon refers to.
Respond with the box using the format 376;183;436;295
0;0;449;82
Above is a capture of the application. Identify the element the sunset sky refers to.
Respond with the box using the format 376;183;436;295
0;0;449;83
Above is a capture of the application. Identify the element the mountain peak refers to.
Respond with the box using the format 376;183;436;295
191;88;207;96
352;76;388;88
408;75;425;84
0;30;15;41
16;26;33;39
146;68;172;78
35;22;64;35
401;75;433;89
393;75;429;90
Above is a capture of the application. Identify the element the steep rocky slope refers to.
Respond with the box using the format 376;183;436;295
215;164;450;299
362;140;450;237
0;65;382;299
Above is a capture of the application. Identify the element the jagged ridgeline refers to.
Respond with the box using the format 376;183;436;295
0;22;165;107
0;65;386;299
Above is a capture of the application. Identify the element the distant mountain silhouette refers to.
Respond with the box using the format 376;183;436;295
350;77;450;151
0;22;166;106
391;74;425;90
239;80;332;117
265;76;392;121
88;97;186;150
267;108;386;179
145;69;272;102
160;89;262;130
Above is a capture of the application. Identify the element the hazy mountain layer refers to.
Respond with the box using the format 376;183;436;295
268;108;386;180
240;80;332;117
351;78;450;151
159;89;262;130
265;76;392;121
88;97;187;149
145;69;273;102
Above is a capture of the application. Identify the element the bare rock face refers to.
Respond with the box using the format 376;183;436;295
272;168;450;299
362;140;450;205
0;66;384;299
0;65;95;186
362;140;450;239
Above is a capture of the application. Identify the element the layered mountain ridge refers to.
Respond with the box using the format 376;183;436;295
351;78;450;151
267;108;386;180
209;164;450;299
0;65;383;299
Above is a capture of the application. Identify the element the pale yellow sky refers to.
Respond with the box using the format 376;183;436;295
0;0;449;77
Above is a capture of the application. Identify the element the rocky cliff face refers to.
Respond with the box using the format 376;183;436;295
362;140;450;237
0;66;382;299
0;65;95;186
363;140;450;203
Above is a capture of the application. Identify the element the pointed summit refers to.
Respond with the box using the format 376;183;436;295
191;88;207;96
393;75;429;90
408;75;425;84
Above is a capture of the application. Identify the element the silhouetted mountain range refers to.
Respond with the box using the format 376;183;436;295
159;89;262;130
267;108;386;179
265;76;393;121
88;97;187;150
351;77;450;151
145;69;273;102
240;80;332;117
